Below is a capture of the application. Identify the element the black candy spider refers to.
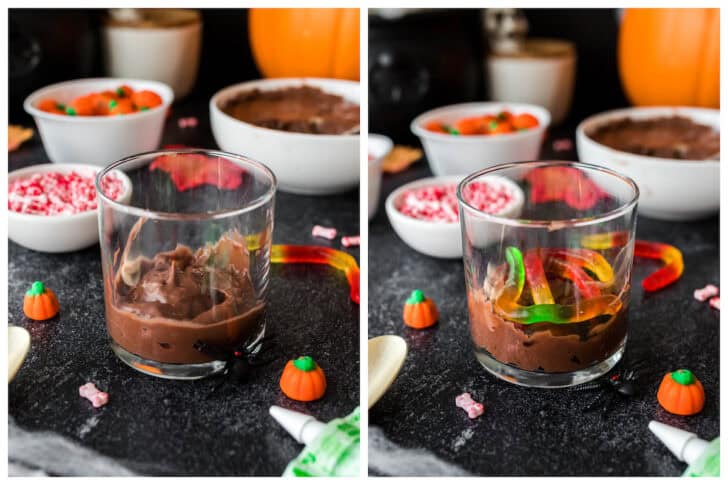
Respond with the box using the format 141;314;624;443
570;357;648;415
194;335;279;394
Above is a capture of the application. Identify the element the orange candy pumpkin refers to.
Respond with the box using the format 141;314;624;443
657;369;705;416
23;281;59;321
249;8;360;81
618;8;719;108
403;289;439;329
279;356;327;401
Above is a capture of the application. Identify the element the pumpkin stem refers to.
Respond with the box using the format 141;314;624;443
671;369;695;385
293;356;316;372
27;281;46;296
407;289;425;304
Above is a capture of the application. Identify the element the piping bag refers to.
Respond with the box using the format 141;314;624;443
649;421;719;477
270;406;360;477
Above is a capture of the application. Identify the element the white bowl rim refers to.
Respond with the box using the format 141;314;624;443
576;106;720;167
95;148;278;221
210;77;360;142
24;77;174;123
457;160;640;229
386;174;524;228
368;133;393;163
411;101;551;143
8;163;132;222
102;14;202;32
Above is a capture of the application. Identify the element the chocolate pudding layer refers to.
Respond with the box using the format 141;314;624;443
220;86;360;135
588;116;719;160
468;290;627;373
106;235;265;364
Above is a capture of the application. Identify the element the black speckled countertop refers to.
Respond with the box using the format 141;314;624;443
367;130;720;476
8;96;360;476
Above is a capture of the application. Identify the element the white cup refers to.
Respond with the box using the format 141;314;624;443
102;10;202;99
486;38;576;125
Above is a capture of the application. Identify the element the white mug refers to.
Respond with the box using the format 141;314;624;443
102;10;202;99
486;38;576;125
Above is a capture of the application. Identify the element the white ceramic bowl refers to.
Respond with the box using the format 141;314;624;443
385;175;524;259
368;134;393;220
24;78;174;166
576;107;719;221
411;102;550;176
210;78;360;195
8;164;132;253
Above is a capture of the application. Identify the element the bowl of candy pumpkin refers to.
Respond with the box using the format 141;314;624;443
24;78;174;166
411;102;550;176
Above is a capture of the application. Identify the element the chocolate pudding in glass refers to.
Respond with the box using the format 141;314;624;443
96;149;276;379
457;161;639;388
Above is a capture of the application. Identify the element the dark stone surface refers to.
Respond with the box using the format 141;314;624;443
8;95;360;476
368;129;720;476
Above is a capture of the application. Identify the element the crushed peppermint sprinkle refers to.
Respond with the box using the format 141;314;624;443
9;171;124;216
79;382;109;408
694;284;719;302
552;138;574;152
455;392;485;419
178;116;198;128
398;180;515;223
341;235;360;247
312;225;337;240
709;296;720;311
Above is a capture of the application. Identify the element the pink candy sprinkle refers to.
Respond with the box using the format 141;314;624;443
341;235;360;248
178;116;198;128
552;138;574;152
8;171;124;216
79;382;109;408
398;180;515;223
694;284;719;302
709;296;720;311
455;392;485;419
312;225;337;240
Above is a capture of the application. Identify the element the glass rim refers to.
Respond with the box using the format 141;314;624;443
96;148;277;221
456;160;640;229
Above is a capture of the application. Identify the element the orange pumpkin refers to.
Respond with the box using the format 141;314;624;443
657;369;705;416
23;281;59;321
618;8;719;108
248;8;359;81
403;290;439;329
280;356;327;401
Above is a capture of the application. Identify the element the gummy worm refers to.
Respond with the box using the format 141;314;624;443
495;246;621;324
271;245;360;304
542;249;614;285
544;257;602;299
581;232;684;292
634;240;684;292
580;231;629;250
523;250;554;304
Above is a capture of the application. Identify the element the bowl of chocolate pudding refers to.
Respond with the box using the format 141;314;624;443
577;107;719;221
458;161;639;388
96;149;276;379
210;78;359;195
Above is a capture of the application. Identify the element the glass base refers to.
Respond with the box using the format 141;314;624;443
474;337;626;388
110;324;266;380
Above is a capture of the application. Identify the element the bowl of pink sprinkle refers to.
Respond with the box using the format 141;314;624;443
386;175;524;258
8;163;132;253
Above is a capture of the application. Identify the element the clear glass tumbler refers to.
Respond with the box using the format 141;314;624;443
96;149;276;379
457;161;639;388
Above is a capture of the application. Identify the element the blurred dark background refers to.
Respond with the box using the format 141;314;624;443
369;8;629;142
11;8;630;137
9;9;262;122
